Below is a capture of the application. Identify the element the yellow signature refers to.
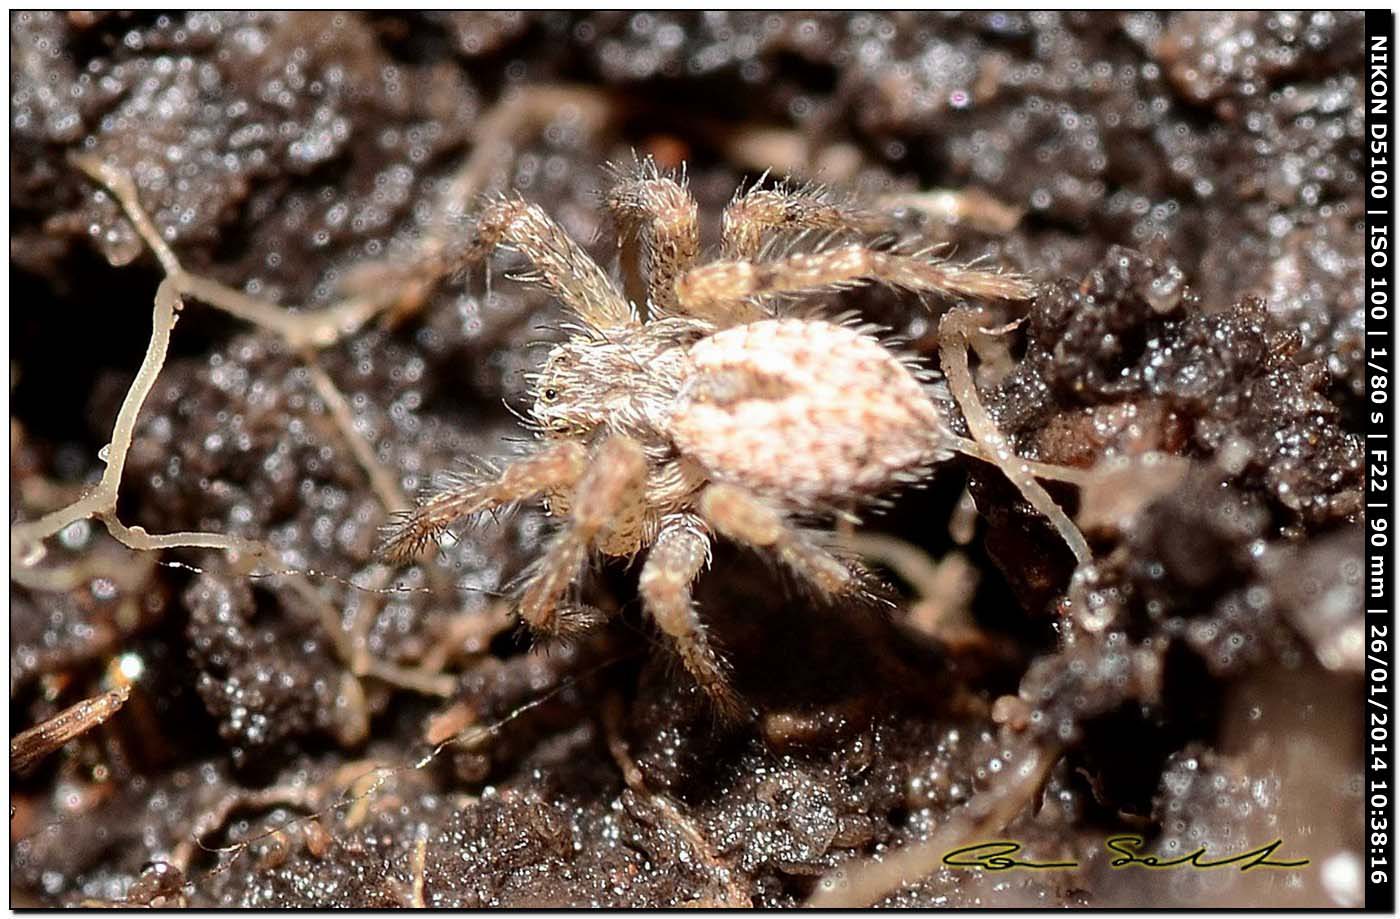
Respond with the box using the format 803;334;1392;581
942;836;1310;873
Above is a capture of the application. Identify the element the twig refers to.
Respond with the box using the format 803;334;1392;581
841;532;980;641
44;161;466;698
410;824;430;908
172;783;324;874
939;308;1093;565
9;538;157;594
70;153;407;514
10;281;267;570
10;685;132;775
300;349;408;513
72;155;381;351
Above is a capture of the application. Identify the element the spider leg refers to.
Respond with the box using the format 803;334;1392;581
517;436;649;636
698;484;858;600
721;179;886;259
603;157;701;321
638;513;746;721
377;441;588;563
460;195;635;330
675;243;1035;321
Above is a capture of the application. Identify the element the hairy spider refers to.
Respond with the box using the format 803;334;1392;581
380;158;1089;719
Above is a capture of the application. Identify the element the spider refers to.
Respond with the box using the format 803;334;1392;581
379;158;1090;719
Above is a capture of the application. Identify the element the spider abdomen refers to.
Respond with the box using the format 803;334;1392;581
668;318;952;505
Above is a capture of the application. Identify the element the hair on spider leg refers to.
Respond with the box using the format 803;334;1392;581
743;534;898;614
734;167;774;198
812;532;902;609
376;509;451;563
501;560;607;647
646;627;745;721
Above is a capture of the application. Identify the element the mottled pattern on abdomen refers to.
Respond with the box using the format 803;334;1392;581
668;319;951;506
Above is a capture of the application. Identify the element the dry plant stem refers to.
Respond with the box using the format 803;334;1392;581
419;601;516;670
343;562;439;688
938;308;1093;565
281;572;359;666
173;783;324;873
74;150;380;350
716;124;819;178
342;763;391;830
70;153;404;511
963;315;1022;386
841;533;980;641
282;573;455;699
300;349;408;512
806;743;1060;907
441;85;613;223
358;657;456;699
9;281;266;569
410;825;430;908
6;260;442;701
949;486;978;545
66;154;463;697
10;685;131;775
13;464;87;519
841;531;947;599
351;84;616;327
946;435;1091;486
710;122;867;188
9;539;157;593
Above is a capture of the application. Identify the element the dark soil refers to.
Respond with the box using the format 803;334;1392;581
10;12;1365;907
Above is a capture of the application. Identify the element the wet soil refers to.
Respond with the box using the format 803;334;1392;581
11;12;1365;907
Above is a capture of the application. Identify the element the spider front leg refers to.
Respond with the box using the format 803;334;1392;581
461;195;635;330
378;441;589;562
603;158;700;320
721;180;886;259
638;514;747;721
517;436;649;637
675;243;1035;321
698;484;858;600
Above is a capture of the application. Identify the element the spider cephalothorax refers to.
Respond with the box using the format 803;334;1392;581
380;158;1088;719
529;318;706;443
